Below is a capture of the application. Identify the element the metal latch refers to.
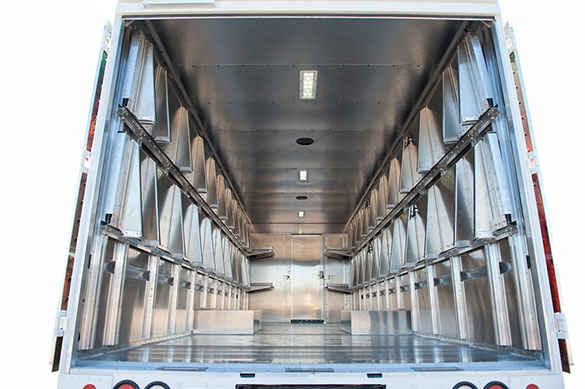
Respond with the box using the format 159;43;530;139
555;312;569;340
54;310;67;337
528;151;540;175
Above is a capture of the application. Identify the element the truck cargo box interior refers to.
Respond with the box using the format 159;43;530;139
68;15;550;374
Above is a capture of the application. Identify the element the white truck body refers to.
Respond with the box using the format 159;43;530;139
52;1;571;388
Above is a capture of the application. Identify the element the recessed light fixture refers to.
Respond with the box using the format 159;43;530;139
297;211;305;218
300;70;318;100
296;137;314;146
296;195;308;200
299;169;308;181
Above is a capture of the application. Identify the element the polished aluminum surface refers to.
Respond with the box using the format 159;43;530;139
55;7;567;383
150;18;462;233
118;248;149;344
460;248;495;345
193;310;261;335
151;259;173;337
249;234;290;321
291;235;323;320
80;323;539;366
434;259;458;338
341;311;411;335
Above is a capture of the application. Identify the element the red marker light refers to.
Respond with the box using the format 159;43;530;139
526;385;539;389
83;385;96;389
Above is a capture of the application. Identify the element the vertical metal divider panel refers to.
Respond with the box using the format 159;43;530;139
212;228;225;276
167;263;180;334
118;248;150;344
152;259;173;337
460;248;495;344
142;254;159;339
405;195;427;267
427;264;441;335
497;238;524;349
417;83;446;173
200;274;208;309
414;267;432;334
78;233;109;350
390;211;407;271
185;133;208;194
105;133;138;234
454;148;475;247
209;277;217;309
104;241;129;346
140;150;160;245
182;195;203;267
485;242;512;346
435;259;458;338
387;156;402;209
186;269;197;330
156;172;185;257
91;238;116;349
385;278;392;310
390;277;398;311
508;234;541;350
117;140;143;238
442;55;462;143
150;64;170;142
174;266;191;333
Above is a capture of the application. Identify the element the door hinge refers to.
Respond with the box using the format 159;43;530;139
554;312;569;340
54;310;67;337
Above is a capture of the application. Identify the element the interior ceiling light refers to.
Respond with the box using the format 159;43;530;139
298;211;305;218
296;195;308;200
299;70;318;100
299;170;308;181
296;137;314;146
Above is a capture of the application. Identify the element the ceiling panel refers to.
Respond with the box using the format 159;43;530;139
232;167;367;194
152;17;462;234
178;65;424;132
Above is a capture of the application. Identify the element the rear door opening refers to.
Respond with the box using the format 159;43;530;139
53;8;568;389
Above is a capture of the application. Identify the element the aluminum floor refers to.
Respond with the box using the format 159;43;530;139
78;323;543;369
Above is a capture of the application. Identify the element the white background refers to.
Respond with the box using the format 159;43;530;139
0;0;583;387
